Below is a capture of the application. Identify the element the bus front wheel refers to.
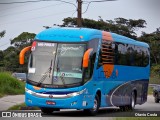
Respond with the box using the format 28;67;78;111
83;94;100;116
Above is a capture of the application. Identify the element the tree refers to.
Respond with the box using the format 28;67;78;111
138;27;160;65
0;30;6;39
0;50;4;67
62;17;146;39
10;32;36;48
2;32;36;72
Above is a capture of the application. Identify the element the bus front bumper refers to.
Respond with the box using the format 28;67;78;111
25;88;93;109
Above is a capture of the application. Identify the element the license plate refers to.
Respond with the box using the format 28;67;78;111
46;101;56;105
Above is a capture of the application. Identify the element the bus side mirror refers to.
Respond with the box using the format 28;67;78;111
83;48;93;68
19;46;31;65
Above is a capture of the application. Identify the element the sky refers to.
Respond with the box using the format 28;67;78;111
0;0;160;50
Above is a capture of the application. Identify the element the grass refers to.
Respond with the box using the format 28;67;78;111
148;72;160;95
8;103;40;110
149;72;160;84
115;117;160;120
0;72;25;98
148;86;153;95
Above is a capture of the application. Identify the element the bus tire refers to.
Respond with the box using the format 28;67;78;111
40;107;59;114
84;94;100;116
119;91;136;111
155;94;159;103
128;91;136;110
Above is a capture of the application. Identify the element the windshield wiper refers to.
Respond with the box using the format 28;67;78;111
37;59;53;86
56;57;66;87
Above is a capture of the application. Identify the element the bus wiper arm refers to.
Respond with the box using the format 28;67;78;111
56;58;66;87
37;59;53;86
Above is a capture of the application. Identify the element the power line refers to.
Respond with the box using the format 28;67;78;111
0;0;117;28
0;3;65;17
84;0;116;2
0;0;44;4
0;0;77;8
0;10;75;26
82;2;91;14
82;0;116;14
0;4;28;12
0;0;56;4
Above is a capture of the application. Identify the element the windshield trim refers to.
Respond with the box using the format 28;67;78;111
28;41;88;88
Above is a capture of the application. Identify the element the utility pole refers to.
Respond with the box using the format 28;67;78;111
77;0;82;27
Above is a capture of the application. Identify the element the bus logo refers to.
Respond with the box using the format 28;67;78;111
49;94;53;98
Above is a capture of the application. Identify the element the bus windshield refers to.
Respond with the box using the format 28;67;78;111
27;41;86;88
53;44;86;87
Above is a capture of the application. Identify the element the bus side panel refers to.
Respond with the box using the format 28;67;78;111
95;64;150;107
105;80;149;107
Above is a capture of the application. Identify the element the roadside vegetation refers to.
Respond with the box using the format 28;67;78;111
8;103;39;110
148;65;160;95
150;65;160;84
148;86;153;95
0;72;25;98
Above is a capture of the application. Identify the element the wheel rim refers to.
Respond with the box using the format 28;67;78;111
131;94;135;108
93;98;98;111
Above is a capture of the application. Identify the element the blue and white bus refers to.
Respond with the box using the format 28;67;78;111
20;27;150;115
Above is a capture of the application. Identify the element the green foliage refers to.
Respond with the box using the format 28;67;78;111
62;17;147;39
8;103;26;110
10;32;36;48
148;86;153;95
150;65;160;84
150;75;160;85
0;72;25;97
151;65;160;75
8;103;39;110
0;30;6;38
138;27;160;65
0;32;36;72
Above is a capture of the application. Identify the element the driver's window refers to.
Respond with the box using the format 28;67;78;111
83;39;99;82
84;52;96;81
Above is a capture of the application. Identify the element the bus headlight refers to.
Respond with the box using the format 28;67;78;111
67;89;86;97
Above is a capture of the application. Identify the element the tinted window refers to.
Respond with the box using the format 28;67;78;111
84;39;99;82
97;40;149;68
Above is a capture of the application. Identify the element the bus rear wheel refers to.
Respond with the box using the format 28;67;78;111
40;107;59;114
128;91;136;110
84;95;100;116
119;91;136;111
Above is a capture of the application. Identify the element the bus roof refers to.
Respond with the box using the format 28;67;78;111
111;33;149;48
35;27;102;42
35;27;149;48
